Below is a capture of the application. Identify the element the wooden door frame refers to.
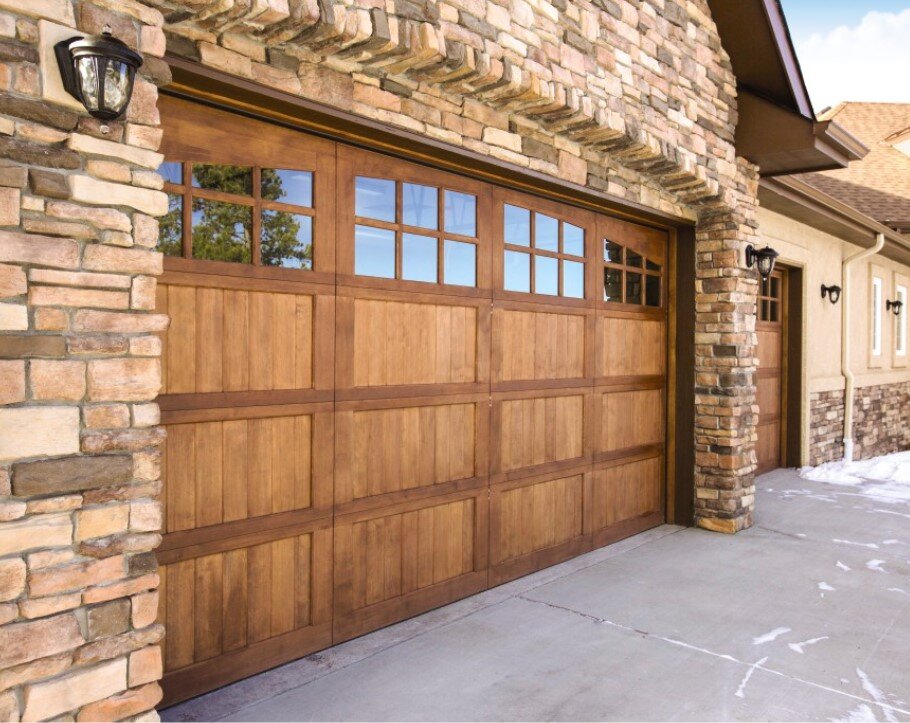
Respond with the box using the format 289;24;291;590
783;263;804;468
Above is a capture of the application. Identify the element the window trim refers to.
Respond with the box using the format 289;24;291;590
871;274;883;358
896;282;907;358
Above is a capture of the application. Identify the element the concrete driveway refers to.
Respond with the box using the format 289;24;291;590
163;469;910;721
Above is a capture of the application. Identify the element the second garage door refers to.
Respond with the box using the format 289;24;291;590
154;95;669;704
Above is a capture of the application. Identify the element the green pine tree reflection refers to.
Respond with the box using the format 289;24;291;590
158;164;313;268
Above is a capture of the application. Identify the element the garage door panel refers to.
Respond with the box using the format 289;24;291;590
492;307;589;384
335;397;486;507
598;315;665;379
590;455;662;533
489;470;590;584
597;387;664;456
757;328;781;371
333;490;488;640
491;392;590;478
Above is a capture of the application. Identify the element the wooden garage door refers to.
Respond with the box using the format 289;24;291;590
756;269;786;474
155;95;668;704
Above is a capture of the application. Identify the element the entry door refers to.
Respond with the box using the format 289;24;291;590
756;269;787;474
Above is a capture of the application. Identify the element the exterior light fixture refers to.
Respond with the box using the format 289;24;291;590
745;244;779;280
821;284;842;304
54;27;142;121
886;299;904;316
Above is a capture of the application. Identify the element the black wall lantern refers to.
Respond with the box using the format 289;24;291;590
54;28;142;121
886;299;904;316
821;284;842;304
745;244;779;280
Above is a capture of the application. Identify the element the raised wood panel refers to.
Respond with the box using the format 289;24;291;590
757;329;781;371
346;497;477;610
351;298;477;387
493;308;585;382
164;414;316;533
159;284;315;395
590;456;662;532
598;388;664;453
496;394;585;473
756;376;780;423
756;421;780;473
599;317;665;377
161;532;316;672
337;403;477;503
494;474;584;564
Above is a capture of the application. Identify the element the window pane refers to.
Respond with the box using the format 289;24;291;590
261;211;312;269
626;272;642;304
563;260;584;298
355;225;395;278
504;204;530;246
191;164;252;195
159;161;182;186
645;275;661;307
504;250;530;292
402;232;437;283
535;212;558;252
444;240;476;287
563;223;584;256
191;199;252;263
159;194;182;256
626;249;643;268
403;183;438;230
646;259;661;272
770;276;780;300
761;299;769;321
535;255;558;296
444;191;476;236
355;177;396;222
262;169;313;207
604;239;623;264
604;268;622;302
769;301;779;323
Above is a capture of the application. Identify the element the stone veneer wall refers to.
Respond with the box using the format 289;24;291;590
0;0;762;717
809;382;910;465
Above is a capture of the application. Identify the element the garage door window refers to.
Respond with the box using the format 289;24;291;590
159;161;315;269
354;177;478;286
502;204;585;298
603;239;662;307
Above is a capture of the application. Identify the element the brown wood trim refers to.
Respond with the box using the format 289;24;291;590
593;444;665;466
160;399;334;424
490;377;594;393
593;375;666;391
489;537;592;587
161;265;335;294
159;509;332;562
159;390;334;414
164;57;690;230
591;510;664;550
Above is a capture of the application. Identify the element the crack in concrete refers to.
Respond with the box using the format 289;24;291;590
516;595;910;719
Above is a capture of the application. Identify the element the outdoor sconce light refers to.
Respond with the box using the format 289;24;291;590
745;244;779;280
54;27;142;121
887;299;904;316
821;284;842;304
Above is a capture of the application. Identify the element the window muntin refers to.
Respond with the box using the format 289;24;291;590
160;161;315;270
872;276;883;357
502;204;586;298
602;238;662;308
354;176;479;287
897;284;907;357
758;274;781;323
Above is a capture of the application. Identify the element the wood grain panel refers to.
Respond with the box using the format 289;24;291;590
495;394;585;474
493;308;585;382
164;413;316;532
598;388;664;454
350;298;477;387
590;456;662;533
757;328;781;371
160;284;314;395
598;316;665;377
494;474;584;563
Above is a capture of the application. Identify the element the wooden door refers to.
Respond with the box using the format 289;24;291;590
155;96;336;704
756;269;786;474
155;96;671;705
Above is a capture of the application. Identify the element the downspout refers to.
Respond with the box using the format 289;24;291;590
841;232;885;462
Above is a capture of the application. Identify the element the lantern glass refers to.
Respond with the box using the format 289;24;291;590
104;59;133;115
75;56;100;111
830;287;841;304
757;254;775;278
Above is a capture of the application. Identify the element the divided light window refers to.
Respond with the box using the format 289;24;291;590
502;204;585;298
354;177;478;287
603;238;662;307
159;161;315;269
758;274;781;322
872;276;883;357
897;284;907;357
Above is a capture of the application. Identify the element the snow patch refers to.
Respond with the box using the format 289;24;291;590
866;559;888;573
734;656;768;699
832;703;878;722
833;539;879;550
836;561;851;571
752;627;791;645
788;636;828;654
801;451;910;502
857;668;898;723
818;582;835;591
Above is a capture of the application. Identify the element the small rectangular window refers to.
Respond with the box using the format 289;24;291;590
504;250;530;292
897;284;907;357
872;276;883;357
401;232;437;283
191;200;252;263
355;224;395;278
444;240;476;287
355;177;396;222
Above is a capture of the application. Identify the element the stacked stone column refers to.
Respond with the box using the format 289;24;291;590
0;0;167;719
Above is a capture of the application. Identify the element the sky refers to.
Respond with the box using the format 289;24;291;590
778;0;910;111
